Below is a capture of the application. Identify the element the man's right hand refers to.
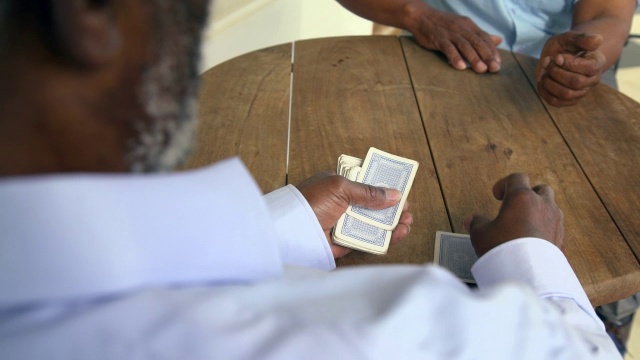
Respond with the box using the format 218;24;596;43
535;32;606;107
404;2;503;73
464;173;564;257
297;173;413;258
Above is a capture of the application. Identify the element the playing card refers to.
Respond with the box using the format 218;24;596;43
337;155;362;180
433;231;478;283
332;149;416;255
338;154;363;168
333;213;391;255
346;148;418;230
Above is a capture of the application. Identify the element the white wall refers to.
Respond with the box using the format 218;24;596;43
200;0;372;72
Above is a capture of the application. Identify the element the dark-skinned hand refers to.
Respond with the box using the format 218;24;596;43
536;32;606;107
297;172;413;258
464;173;564;257
408;4;503;73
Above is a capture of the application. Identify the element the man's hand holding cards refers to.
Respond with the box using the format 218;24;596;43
332;148;418;255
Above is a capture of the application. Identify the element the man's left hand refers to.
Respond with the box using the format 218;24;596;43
536;31;606;107
297;172;413;258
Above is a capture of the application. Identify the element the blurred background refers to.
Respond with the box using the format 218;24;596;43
200;0;370;70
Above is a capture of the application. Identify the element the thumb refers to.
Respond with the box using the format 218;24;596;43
575;33;603;52
348;182;401;210
464;215;492;234
558;32;602;53
535;56;551;82
490;35;503;46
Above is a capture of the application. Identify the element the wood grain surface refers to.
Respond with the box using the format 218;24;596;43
514;54;640;306
515;53;640;264
289;36;450;266
180;44;292;193
400;37;639;305
188;36;640;306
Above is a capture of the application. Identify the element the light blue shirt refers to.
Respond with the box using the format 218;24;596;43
422;0;577;58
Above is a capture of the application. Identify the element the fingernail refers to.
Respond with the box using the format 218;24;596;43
386;189;401;201
541;57;551;68
555;54;564;66
477;62;487;73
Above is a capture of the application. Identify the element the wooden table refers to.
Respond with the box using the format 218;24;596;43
183;36;640;306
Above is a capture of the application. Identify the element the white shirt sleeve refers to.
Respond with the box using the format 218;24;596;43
2;263;621;359
0;158;286;306
264;185;336;271
472;237;597;323
472;237;618;358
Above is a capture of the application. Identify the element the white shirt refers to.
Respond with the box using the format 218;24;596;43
0;158;620;359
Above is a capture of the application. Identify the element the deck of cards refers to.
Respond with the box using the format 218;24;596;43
433;231;478;283
332;147;418;255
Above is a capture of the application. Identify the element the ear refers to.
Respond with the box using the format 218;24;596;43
49;0;121;67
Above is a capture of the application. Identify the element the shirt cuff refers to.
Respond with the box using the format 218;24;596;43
264;185;336;271
471;238;598;324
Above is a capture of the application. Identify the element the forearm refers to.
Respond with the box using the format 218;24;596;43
572;0;636;70
336;0;432;33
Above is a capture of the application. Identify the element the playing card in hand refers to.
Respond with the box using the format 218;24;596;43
337;154;362;181
332;148;418;255
333;214;391;255
346;148;418;231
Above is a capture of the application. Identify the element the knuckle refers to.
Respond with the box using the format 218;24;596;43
470;36;484;48
509;189;535;203
442;43;459;57
532;184;548;193
510;172;530;184
364;184;380;202
328;174;348;190
555;86;574;100
586;63;601;77
441;41;455;52
448;33;464;45
566;76;584;90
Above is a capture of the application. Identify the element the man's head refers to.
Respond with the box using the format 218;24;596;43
0;0;211;175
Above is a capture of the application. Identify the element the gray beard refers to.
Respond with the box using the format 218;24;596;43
127;58;199;173
126;1;206;173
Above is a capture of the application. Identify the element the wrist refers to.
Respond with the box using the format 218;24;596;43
400;1;434;34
